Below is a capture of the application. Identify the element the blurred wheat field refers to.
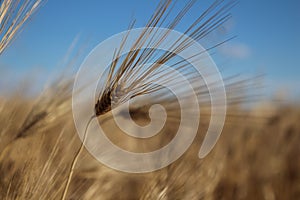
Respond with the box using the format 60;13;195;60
0;82;299;199
1;0;300;199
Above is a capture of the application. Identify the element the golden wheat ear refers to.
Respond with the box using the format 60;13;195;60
94;0;237;117
63;0;237;198
0;0;42;54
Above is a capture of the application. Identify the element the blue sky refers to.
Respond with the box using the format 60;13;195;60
0;0;299;100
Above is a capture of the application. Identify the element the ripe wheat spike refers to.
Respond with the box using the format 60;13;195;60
62;0;237;199
94;0;237;116
0;0;41;54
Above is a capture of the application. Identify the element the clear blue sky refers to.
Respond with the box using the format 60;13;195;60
0;0;299;100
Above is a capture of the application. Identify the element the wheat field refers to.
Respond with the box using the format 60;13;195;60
1;0;299;199
0;80;299;199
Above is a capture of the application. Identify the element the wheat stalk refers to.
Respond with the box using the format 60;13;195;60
0;0;42;54
62;0;237;199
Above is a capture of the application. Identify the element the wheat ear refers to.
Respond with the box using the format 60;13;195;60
62;0;236;198
0;0;41;54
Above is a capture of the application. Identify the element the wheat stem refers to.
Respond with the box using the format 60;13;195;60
61;115;95;200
